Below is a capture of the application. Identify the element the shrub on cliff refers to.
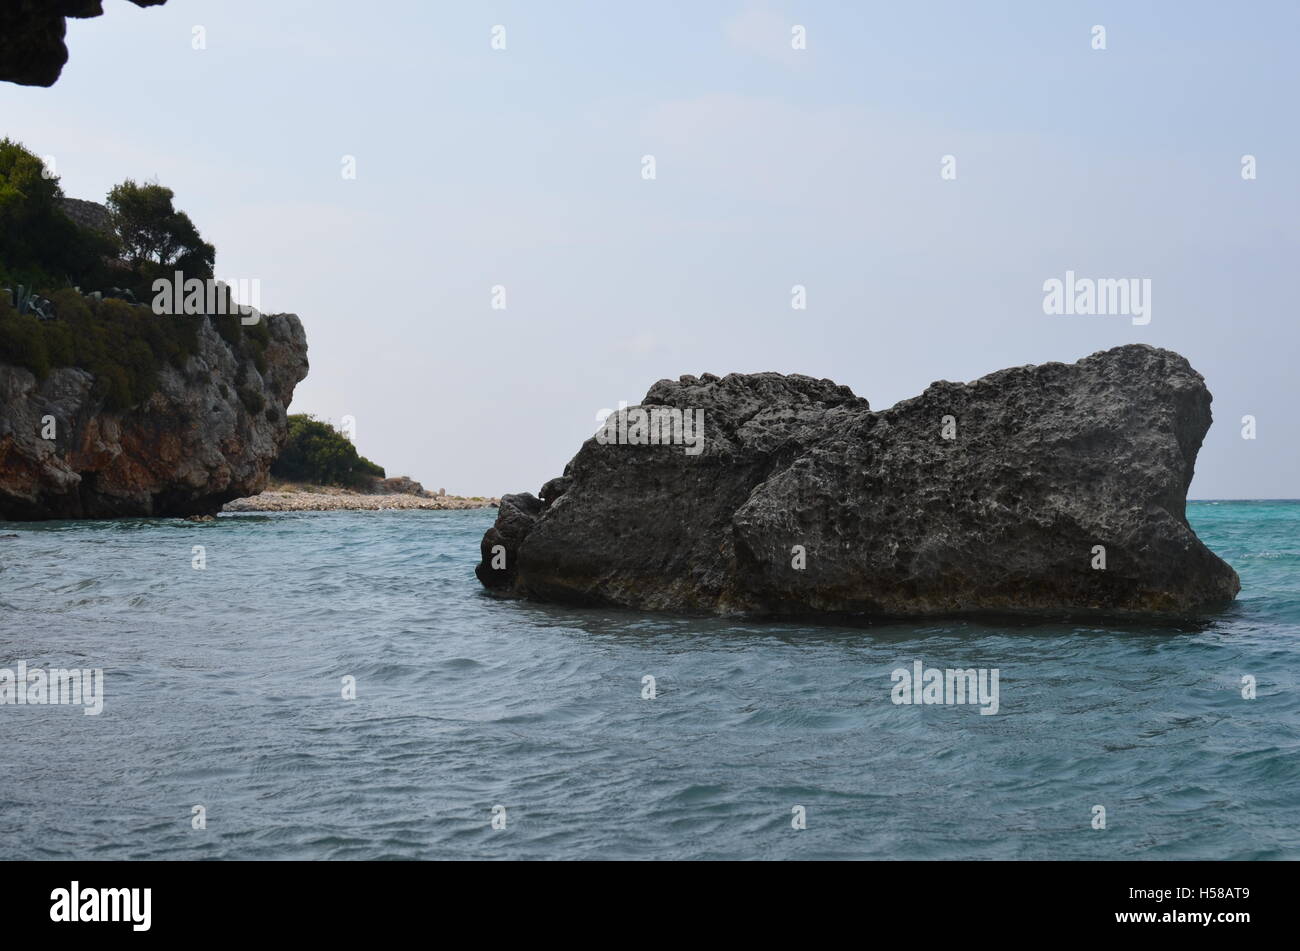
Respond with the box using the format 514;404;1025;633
0;288;202;409
0;138;119;288
0;139;274;413
1;140;217;303
0;305;50;379
271;415;386;488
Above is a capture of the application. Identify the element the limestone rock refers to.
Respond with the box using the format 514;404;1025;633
0;313;308;519
370;475;426;497
476;345;1240;619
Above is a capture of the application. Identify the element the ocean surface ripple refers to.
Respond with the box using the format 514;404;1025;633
1;501;1297;860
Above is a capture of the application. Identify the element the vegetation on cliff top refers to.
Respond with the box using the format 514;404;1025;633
0;290;200;409
106;178;216;285
0;138;118;289
271;415;385;489
0;137;269;411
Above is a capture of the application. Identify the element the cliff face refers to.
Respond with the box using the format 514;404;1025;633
0;1;168;88
0;313;307;519
477;345;1240;619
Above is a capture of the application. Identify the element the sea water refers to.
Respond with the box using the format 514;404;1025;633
1;501;1296;859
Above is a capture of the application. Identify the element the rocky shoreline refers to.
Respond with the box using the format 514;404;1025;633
224;484;498;512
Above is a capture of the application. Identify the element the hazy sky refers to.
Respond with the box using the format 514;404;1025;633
3;0;1296;498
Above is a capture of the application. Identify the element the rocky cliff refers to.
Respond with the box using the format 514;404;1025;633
0;1;167;88
0;312;308;519
477;345;1240;619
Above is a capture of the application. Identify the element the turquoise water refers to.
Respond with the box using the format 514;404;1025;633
1;501;1297;860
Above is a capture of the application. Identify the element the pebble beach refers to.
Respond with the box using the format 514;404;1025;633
223;483;498;512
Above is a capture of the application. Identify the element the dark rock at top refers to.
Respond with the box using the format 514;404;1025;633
476;345;1240;620
0;1;168;88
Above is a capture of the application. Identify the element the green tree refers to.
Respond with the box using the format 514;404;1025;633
271;415;387;488
0;137;118;287
106;179;215;278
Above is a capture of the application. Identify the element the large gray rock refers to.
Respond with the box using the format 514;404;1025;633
0;313;308;520
476;345;1240;619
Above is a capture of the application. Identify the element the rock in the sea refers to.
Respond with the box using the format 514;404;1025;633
476;345;1240;619
0;1;168;88
0;314;308;520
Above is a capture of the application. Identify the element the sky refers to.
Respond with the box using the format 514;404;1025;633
2;0;1296;498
